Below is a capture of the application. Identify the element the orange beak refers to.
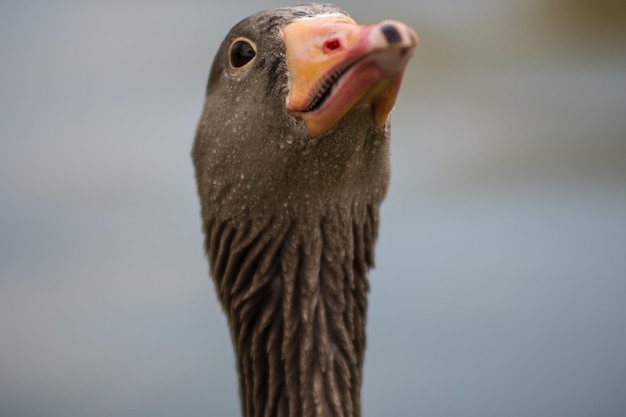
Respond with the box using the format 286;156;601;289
283;14;418;137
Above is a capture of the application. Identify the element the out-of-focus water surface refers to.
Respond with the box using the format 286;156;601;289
1;1;625;416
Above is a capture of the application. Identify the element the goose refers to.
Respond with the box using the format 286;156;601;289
192;4;417;416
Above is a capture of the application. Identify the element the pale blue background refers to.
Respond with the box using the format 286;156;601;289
1;1;625;416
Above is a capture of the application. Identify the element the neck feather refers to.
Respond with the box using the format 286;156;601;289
204;202;378;417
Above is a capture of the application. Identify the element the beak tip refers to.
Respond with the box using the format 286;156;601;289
370;20;419;50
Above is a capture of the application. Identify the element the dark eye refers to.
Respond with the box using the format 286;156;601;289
229;39;256;68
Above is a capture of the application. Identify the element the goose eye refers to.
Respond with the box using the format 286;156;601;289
229;39;256;68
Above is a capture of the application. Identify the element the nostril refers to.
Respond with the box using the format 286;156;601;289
323;38;341;52
380;24;402;45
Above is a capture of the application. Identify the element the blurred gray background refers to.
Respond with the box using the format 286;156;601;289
1;0;625;416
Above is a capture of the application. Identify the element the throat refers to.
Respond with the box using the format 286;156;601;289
204;205;379;417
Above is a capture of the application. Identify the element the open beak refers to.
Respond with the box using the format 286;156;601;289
283;14;418;137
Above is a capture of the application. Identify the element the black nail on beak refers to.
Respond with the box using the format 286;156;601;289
380;24;402;45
